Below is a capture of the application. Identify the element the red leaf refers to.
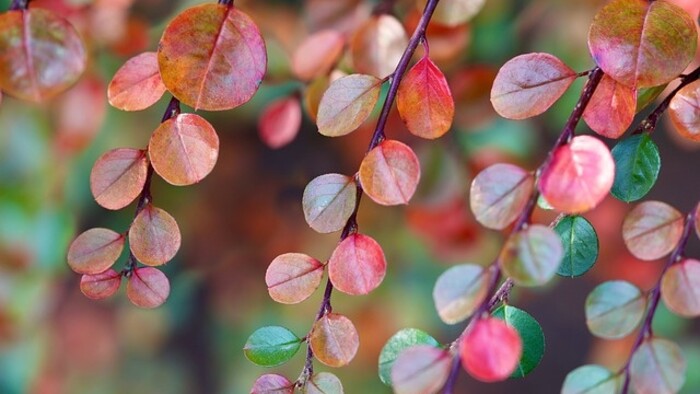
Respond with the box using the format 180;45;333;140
359;140;421;206
661;259;700;317
583;73;637;139
80;269;122;300
292;30;345;81
391;345;452;394
461;317;522;382
265;253;324;304
250;374;294;394
128;205;181;266
67;228;124;275
622;201;684;261
309;313;359;367
127;267;170;308
669;80;700;141
258;96;302;149
108;52;167;111
90;148;148;210
328;233;386;295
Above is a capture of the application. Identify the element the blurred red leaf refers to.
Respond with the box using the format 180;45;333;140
67;228;124;275
292;30;345;81
80;269;122;300
417;0;485;27
669;80;700;141
350;15;407;78
265;253;324;304
328;233;386;295
90;148;148;210
359;140;421;206
622;201;684;261
461;317;522;382
126;267;170;308
55;74;107;154
108;52;167;111
391;345;451;394
258;96;302;149
309;313;359;367
129;205;181;266
500;225;563;287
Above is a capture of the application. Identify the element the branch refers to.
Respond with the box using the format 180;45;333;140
9;0;29;11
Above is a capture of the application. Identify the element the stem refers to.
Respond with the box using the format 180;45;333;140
9;0;29;11
619;207;697;393
218;0;233;7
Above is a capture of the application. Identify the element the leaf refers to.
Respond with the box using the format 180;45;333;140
622;201;684;260
350;15;407;78
432;264;491;324
669;79;700;141
585;280;646;339
539;135;615;214
396;56;454;139
304;75;330;122
492;305;545;378
302;174;357;233
126;267;170;308
583;73;636;139
461;317;522;382
588;0;697;88
148;113;219;186
243;326;302;367
390;345;452;394
292;30;345;81
610;134;661;203
554;215;599;278
90;148;148;210
157;3;267;110
490;53;576;119
108;52;167;111
378;328;440;386
309;313;359;368
67;228;125;275
629;337;686;394
316;74;382;137
80;269;122;300
561;365;620;394
636;84;668;113
304;372;344;394
250;374;294;394
469;163;534;230
0;9;86;103
129;205;181;266
417;0;486;27
258;96;302;149
661;259;700;317
328;233;386;295
359;140;421;206
500;225;563;287
265;253;324;304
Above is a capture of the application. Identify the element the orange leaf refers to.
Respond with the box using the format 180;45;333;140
622;201;684;260
80;269;122;300
108;52;167;111
359;140;421;206
67;228;124;275
265;253;324;304
128;205;181;266
583;73;637;139
127;267;170;308
90;148;148;210
309;313;359;367
669;80;700;141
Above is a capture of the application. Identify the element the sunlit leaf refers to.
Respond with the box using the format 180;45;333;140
432;264;490;324
126;267;170;308
561;365;620;394
461;317;522;382
292;30;345;81
302;174;357;234
554;215;599;278
539;135;615;214
149;113;219;186
391;345;451;394
583;73;636;139
67;228;125;275
309;313;359;367
350;15;407;78
396;56;454;139
90;148;148;210
0;9;86;102
501;225;563;287
250;374;294;394
661;259;700;317
258;96;302;149
492;305;545;378
630;337;686;394
265;253;324;304
469;163;534;230
108;52;167;111
158;3;267;111
611;134;661;203
328;233;386;295
378;328;440;386
316;74;382;137
417;0;486;27
129;205;181;266
588;0;697;88
244;326;302;367
622;201;684;260
304;372;344;394
359;140;421;206
80;269;122;300
490;53;576;119
585;280;646;339
669;79;700;141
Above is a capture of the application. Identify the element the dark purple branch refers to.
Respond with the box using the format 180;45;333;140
9;0;29;11
218;0;233;7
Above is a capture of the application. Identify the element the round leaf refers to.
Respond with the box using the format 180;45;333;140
611;133;661;203
243;326;302;367
251;374;294;394
129;205;181;266
585;280;646;339
309;313;359;368
328;233;386;295
0;9;86;102
432;264;491;324
469;163;534;230
669;79;700;141
390;345;451;394
378;328;440;386
149;113;219;186
461;317;522;382
292;30;345;81
316;74;382;137
126;267;170;308
490;53;576;119
359;140;421;206
492;305;545;378
265;253;324;304
80;269;122;300
258;96;302;149
539;135;615;214
583;73;636;139
588;0;697;88
302;174;357;234
350;15;407;79
500;225;564;287
561;365;620;394
108;52;167;111
622;201;684;260
417;0;486;27
158;4;266;111
90;148;148;210
554;215;599;278
67;228;125;275
630;337;686;394
661;258;700;317
304;372;343;394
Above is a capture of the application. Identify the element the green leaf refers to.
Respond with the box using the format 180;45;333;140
554;216;599;278
378;328;440;386
243;326;302;367
561;364;620;394
611;133;660;202
492;305;545;378
636;84;668;113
